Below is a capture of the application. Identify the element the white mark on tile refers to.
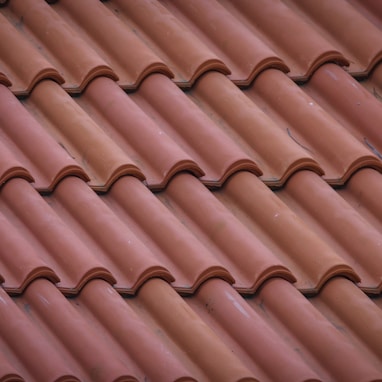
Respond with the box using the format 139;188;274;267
325;69;338;81
308;101;314;106
225;291;250;318
274;212;280;219
38;295;50;306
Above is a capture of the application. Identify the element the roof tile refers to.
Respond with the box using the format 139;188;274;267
24;79;145;191
4;277;382;382
156;172;296;293
213;171;359;293
216;0;349;81
0;178;116;294
277;170;382;293
0;11;63;95
284;0;382;76
304;63;382;162
3;0;118;94
101;175;234;293
0;0;382;380
188;71;323;186
246;277;382;381
104;0;230;87
50;0;174;90
0;84;88;191
247;67;382;185
157;0;288;85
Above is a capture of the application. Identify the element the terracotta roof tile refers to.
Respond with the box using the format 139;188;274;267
0;84;88;191
0;11;63;95
303;63;382;164
103;0;230;87
3;277;382;381
155;173;295;293
285;0;382;77
1;0;382;380
212;171;360;294
277;170;382;294
2;0;119;94
23;79;145;191
247;67;382;185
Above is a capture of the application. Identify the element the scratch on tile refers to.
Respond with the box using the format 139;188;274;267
372;87;382;102
364;137;382;160
225;291;250;318
286;128;313;154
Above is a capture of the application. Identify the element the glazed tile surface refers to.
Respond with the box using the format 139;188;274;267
1;0;382;381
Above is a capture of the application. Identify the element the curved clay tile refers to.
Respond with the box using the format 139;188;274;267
338;168;382;236
25;80;145;191
49;0;173;90
102;176;234;293
189;278;321;381
3;0;117;94
285;0;382;76
77;76;204;190
50;176;175;294
0;208;60;293
305;63;382;169
247;68;382;185
0;71;11;87
0;12;63;96
78;279;200;382
19;279;139;381
189;71;323;187
105;0;229;87
348;0;382;32
362;61;382;99
0;84;88;191
130;74;261;187
136;278;258;382
247;278;382;381
0;284;82;382
159;0;288;86
311;277;382;368
0;139;34;186
213;171;359;293
0;178;116;294
156;173;296;293
218;0;349;81
279;170;382;293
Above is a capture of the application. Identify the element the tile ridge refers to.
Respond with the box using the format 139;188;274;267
62;66;118;95
3;266;60;296
262;157;324;188
89;163;145;193
290;51;350;83
145;160;204;192
201;158;262;189
174;265;235;295
232;57;289;88
176;59;231;89
324;154;382;186
0;71;11;87
0;166;34;188
113;266;175;295
300;267;361;296
234;266;297;295
133;61;174;90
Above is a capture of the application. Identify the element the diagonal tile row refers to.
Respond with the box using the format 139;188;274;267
0;276;381;382
1;63;382;192
1;167;382;296
2;0;382;94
